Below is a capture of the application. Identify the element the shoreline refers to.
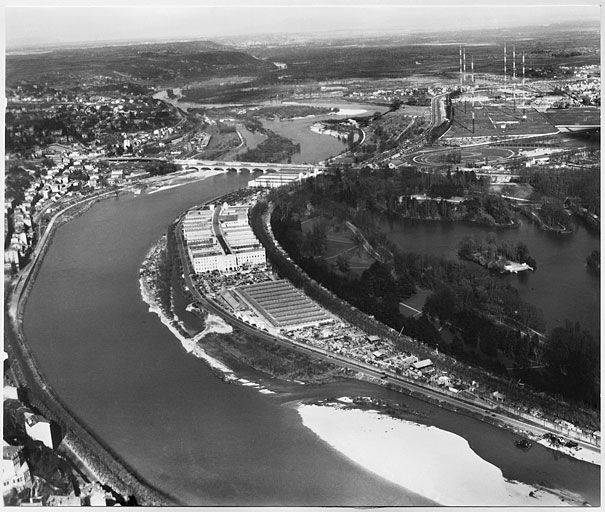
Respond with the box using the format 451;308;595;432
138;235;280;394
298;401;588;506
4;189;179;505
4;170;232;505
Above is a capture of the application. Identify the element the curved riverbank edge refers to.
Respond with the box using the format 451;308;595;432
138;228;279;394
297;402;586;506
5;190;181;505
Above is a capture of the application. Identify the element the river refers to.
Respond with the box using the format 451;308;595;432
382;216;600;338
21;173;599;505
153;89;388;164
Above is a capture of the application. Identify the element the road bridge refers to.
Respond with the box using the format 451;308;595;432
174;158;327;174
97;156;328;175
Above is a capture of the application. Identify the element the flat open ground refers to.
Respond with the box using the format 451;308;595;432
543;108;600;126
399;287;432;318
302;218;376;275
414;146;515;166
444;102;557;139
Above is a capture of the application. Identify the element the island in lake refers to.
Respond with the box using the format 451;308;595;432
458;233;537;273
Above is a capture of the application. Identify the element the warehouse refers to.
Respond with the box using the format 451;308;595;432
234;280;334;331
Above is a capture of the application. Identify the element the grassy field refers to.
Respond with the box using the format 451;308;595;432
302;218;376;275
416;146;515;166
543;108;601;126
445;102;557;139
399;287;432;318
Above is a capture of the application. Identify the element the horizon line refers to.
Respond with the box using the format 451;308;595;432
6;18;600;52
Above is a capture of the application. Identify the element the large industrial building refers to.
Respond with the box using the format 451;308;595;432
182;203;266;273
182;207;214;242
219;203;266;268
234;279;334;331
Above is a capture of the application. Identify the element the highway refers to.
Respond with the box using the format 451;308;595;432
173;213;599;453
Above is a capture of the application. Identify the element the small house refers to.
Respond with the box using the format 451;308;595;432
2;443;32;498
491;391;505;402
412;359;433;370
24;413;56;449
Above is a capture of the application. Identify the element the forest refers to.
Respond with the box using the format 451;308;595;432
267;169;599;407
315;165;520;226
529;167;600;215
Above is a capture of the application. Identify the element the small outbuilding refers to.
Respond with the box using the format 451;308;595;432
412;359;433;370
491;391;505;402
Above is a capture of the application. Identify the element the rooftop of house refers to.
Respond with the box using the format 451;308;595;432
24;413;49;428
3;444;23;460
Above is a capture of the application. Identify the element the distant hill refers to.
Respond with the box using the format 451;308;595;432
6;40;275;86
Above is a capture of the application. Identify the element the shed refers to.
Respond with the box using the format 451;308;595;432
372;350;386;360
412;359;433;370
400;355;418;368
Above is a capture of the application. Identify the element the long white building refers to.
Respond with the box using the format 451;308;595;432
182;207;214;242
183;202;266;273
248;169;323;189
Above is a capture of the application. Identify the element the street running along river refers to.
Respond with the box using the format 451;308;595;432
21;172;599;505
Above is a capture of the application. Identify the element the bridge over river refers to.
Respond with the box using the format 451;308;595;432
174;158;327;174
100;156;327;175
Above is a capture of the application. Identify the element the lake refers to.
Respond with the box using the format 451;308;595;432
382;216;600;338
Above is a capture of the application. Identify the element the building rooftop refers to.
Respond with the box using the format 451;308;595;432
25;413;49;428
235;280;333;329
3;444;23;460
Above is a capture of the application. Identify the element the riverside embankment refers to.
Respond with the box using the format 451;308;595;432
5;189;179;505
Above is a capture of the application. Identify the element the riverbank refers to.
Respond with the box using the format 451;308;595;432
298;400;587;506
4;169;248;505
4;189;177;506
139;228;344;389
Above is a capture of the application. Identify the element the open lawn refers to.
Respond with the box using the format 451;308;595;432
445;102;557;140
399;287;432;318
302;217;376;275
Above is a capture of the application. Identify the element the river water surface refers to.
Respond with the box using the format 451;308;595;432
21;173;599;505
153;89;387;164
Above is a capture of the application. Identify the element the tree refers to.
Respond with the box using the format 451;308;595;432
424;286;457;322
544;321;599;406
336;254;351;274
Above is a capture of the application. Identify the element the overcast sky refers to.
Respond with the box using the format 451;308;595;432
5;0;601;49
